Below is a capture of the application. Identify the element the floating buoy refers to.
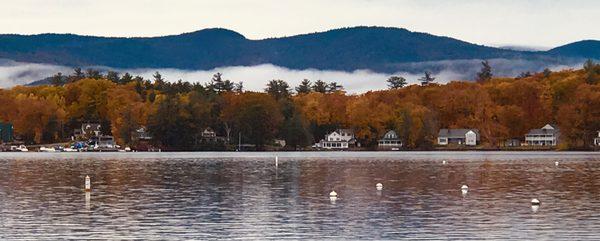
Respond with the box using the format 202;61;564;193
442;160;447;164
376;183;383;191
329;190;338;203
555;161;559;166
531;198;541;205
275;156;278;168
85;175;91;192
461;185;468;195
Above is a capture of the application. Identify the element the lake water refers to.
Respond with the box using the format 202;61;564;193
1;151;600;240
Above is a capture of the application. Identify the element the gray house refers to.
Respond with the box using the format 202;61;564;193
525;124;559;146
438;129;480;146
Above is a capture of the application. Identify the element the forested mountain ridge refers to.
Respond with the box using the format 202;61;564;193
0;26;597;73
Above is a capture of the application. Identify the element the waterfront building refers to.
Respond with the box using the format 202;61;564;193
201;127;225;142
525;124;560;146
594;131;600;146
378;130;402;149
317;129;357;149
504;138;522;147
437;129;480;146
132;126;152;141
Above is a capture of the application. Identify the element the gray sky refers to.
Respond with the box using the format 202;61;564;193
1;0;599;48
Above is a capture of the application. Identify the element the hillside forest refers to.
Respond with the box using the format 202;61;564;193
0;60;599;150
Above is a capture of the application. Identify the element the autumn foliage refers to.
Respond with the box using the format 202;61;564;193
0;66;598;150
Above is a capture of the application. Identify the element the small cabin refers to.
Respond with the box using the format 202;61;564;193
438;129;480;146
504;138;521;147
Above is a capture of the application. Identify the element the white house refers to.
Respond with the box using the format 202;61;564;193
594;131;600;146
378;130;402;149
317;129;356;149
437;129;480;146
525;124;560;146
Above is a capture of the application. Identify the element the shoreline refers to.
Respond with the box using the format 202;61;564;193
1;150;599;161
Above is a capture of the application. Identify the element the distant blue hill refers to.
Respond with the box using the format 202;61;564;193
0;26;597;73
547;40;600;59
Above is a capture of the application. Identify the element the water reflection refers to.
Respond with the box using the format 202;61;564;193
531;205;540;213
85;191;91;210
0;152;599;239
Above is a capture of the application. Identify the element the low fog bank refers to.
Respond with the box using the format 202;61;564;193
0;58;586;93
126;65;464;93
0;59;71;88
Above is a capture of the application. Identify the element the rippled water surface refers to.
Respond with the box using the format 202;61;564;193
1;152;600;240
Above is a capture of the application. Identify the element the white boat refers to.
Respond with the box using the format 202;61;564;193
10;145;28;152
62;147;78;152
39;147;57;152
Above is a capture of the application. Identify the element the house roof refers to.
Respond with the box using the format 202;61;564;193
380;130;400;140
527;124;560;135
438;129;480;140
336;129;354;135
527;128;559;135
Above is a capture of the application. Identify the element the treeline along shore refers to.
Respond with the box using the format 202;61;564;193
0;60;599;151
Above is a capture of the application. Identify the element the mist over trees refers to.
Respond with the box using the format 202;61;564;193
1;62;599;150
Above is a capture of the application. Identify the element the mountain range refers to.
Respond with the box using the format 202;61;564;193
0;26;598;74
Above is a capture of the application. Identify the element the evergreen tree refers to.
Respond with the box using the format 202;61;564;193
207;73;234;93
327;82;344;93
85;68;102;79
419;72;435;86
50;72;65;86
476;60;493;82
543;68;552;78
121;72;133;84
265;79;291;99
106;71;120;83
69;67;85;83
295;79;312;94
312;80;328;93
152;71;165;88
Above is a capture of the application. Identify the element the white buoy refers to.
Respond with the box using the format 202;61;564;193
376;183;383;191
84;175;91;192
555;161;559;166
461;185;468;195
442;160;447;164
531;205;539;213
531;198;541;205
275;156;279;168
329;190;338;203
